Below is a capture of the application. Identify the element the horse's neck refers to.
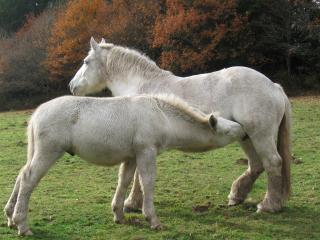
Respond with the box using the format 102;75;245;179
107;69;180;96
108;71;143;96
138;75;181;95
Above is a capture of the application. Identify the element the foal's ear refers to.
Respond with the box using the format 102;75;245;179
90;36;100;51
100;38;106;44
208;114;217;130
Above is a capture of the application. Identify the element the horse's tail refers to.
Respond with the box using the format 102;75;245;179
26;116;35;166
276;85;292;201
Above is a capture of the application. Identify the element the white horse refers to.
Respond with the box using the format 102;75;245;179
4;94;246;235
69;37;292;214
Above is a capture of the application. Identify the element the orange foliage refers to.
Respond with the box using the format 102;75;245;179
44;0;109;82
153;0;247;74
44;0;160;83
101;0;161;51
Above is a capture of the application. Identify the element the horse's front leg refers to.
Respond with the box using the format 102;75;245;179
136;148;162;230
124;170;143;213
111;160;136;224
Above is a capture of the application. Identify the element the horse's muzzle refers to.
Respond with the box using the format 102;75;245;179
69;81;78;95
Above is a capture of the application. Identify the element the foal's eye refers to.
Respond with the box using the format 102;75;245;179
84;60;89;65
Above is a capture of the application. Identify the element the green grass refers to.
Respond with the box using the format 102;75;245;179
0;97;319;240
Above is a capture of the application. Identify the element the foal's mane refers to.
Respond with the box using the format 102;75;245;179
100;43;172;79
151;94;210;126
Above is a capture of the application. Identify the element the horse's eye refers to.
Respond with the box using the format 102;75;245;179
84;60;89;65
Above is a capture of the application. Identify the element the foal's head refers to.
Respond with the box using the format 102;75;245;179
69;37;112;96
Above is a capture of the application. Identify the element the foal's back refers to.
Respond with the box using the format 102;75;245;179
31;96;169;165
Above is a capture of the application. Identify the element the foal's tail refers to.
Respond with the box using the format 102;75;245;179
277;85;292;201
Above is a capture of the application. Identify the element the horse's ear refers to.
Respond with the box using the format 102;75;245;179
90;37;99;51
100;38;106;44
208;114;217;130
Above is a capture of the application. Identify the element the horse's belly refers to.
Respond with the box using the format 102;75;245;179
74;144;134;166
79;152;133;166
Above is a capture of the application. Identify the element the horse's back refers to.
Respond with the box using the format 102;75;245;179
214;66;286;136
176;66;286;136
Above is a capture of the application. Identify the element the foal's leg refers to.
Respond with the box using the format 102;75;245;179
136;148;161;230
251;135;284;213
228;138;264;206
12;151;62;236
123;170;143;212
112;160;136;224
4;175;21;228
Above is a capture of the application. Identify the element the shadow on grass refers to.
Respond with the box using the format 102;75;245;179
0;224;70;240
28;229;69;240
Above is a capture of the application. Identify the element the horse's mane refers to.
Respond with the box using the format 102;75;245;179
150;94;211;126
98;44;212;125
100;43;172;79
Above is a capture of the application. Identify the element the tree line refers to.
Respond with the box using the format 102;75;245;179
0;0;319;110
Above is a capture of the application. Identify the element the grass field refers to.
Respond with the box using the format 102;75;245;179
0;97;319;240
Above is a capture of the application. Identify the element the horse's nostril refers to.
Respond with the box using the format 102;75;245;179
72;86;79;95
70;84;75;94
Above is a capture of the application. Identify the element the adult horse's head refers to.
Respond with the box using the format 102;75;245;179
69;37;111;96
69;37;170;97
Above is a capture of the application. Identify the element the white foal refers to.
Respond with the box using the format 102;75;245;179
4;94;245;236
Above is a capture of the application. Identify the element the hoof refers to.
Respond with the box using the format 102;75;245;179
228;197;244;206
114;219;125;224
123;206;142;213
228;198;243;206
151;223;163;230
18;229;33;236
257;202;281;213
7;219;16;229
113;216;125;224
256;207;264;213
124;199;142;213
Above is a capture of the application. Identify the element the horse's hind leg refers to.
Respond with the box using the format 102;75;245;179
4;175;21;228
124;170;143;212
12;150;62;236
112;160;136;224
251;135;284;213
228;138;264;206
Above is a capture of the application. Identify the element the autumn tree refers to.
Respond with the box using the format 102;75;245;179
45;0;161;85
153;0;247;75
0;0;62;34
0;8;57;102
236;0;320;87
44;0;109;84
0;0;33;34
101;0;162;56
285;0;320;88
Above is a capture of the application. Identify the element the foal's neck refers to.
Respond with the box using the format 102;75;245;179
163;113;213;152
167;121;213;152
